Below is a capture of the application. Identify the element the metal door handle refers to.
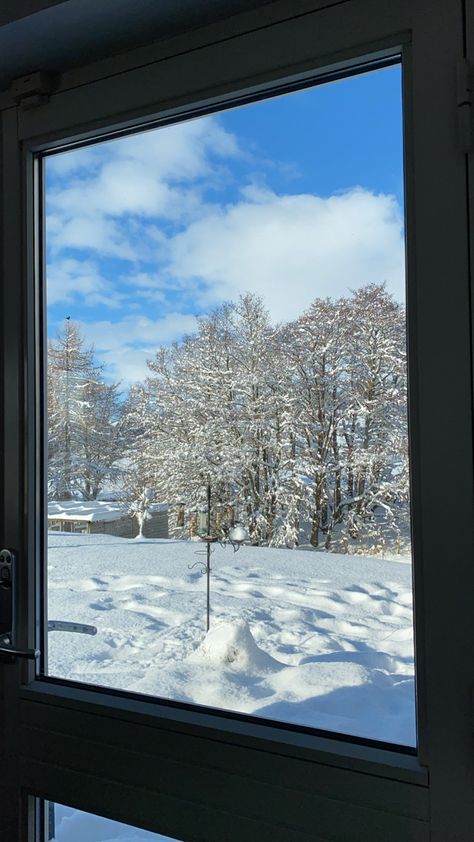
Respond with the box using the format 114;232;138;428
0;549;97;663
0;635;40;660
0;550;39;661
48;620;97;635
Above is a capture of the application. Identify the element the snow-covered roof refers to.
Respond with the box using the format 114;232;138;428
48;501;167;523
48;501;126;523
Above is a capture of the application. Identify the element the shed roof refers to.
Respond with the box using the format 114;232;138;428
48;500;167;523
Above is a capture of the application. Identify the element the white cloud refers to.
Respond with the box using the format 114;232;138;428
79;313;198;384
164;187;406;320
48;164;201;222
111;118;241;181
47;186;405;383
46;257;123;308
47;214;138;260
46;117;241;258
46;144;103;176
123;272;168;304
45;118;405;387
48;117;240;182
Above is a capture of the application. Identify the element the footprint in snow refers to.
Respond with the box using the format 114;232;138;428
90;597;114;611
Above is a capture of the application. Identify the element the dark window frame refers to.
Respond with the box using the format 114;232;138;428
1;0;473;838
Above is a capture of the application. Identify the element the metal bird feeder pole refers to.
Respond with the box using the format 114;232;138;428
195;477;214;632
206;479;211;631
191;475;249;633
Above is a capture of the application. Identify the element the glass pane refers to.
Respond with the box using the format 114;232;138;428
47;802;178;841
44;62;415;746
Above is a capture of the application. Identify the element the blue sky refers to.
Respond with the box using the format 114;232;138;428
46;64;404;385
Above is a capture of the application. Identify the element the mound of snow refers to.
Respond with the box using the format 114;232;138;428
190;620;282;674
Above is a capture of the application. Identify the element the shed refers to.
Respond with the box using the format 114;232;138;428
48;501;169;539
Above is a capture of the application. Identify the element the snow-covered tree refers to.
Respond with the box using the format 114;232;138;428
128;487;155;538
122;285;409;554
48;319;125;500
282;295;352;548
282;284;408;551
128;295;289;544
340;284;409;552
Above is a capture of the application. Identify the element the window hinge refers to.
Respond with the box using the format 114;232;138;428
10;71;53;110
457;59;473;153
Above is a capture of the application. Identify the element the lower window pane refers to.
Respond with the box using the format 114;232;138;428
47;802;178;841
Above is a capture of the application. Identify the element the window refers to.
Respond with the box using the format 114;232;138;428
47;802;180;841
43;62;416;748
1;0;473;839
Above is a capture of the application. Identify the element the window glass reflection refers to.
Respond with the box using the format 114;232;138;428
49;802;178;841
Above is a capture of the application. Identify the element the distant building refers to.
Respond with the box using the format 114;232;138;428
48;501;169;539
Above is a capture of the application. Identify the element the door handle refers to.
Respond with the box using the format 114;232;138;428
0;549;97;663
0;637;40;660
48;620;97;635
0;548;39;662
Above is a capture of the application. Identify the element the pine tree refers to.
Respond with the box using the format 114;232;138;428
48;319;125;500
79;379;125;500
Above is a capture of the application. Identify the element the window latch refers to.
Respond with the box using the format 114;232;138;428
0;549;39;662
457;59;472;154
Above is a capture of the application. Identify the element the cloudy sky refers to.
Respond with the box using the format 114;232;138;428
45;64;404;385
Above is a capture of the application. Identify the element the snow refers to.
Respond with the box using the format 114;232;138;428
48;534;415;746
227;523;249;544
190;619;281;673
48;501;125;523
48;501;168;523
51;803;176;841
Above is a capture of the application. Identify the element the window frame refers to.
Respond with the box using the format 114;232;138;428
1;0;473;838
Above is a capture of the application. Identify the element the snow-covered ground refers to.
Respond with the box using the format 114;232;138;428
48;534;415;746
52;803;175;841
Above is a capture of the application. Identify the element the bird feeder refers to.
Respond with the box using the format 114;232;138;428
228;522;249;545
197;505;209;537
